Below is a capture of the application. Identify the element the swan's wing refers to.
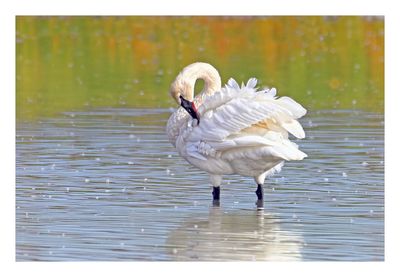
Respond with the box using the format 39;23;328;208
187;133;307;162
184;78;307;161
191;78;306;141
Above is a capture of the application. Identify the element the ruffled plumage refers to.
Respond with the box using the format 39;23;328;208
166;62;307;198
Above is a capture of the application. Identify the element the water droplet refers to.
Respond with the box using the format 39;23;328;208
194;224;198;229
332;197;337;202
370;209;374;214
85;178;90;183
141;228;144;233
342;172;347;177
144;178;148;182
324;178;329;182
106;179;110;183
172;248;178;254
168;154;172;158
362;161;368;166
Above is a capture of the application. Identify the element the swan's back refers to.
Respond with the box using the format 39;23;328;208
195;78;306;140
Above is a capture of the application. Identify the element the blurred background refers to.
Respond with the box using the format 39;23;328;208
16;16;384;121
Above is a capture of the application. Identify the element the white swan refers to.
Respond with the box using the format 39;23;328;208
166;62;307;207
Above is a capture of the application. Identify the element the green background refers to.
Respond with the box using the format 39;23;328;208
16;16;384;120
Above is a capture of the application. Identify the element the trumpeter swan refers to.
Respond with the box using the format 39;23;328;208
166;62;307;207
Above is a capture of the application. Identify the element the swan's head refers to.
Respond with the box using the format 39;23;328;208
170;62;222;125
170;79;200;124
170;79;193;105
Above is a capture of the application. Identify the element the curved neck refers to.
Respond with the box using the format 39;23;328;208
179;62;222;99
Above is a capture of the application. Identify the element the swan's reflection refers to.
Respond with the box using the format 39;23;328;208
166;206;304;261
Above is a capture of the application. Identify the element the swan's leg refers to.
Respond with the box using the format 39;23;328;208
212;187;220;200
210;175;222;204
255;184;264;209
254;173;267;209
255;184;264;200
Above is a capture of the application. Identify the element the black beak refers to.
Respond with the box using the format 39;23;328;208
180;95;200;124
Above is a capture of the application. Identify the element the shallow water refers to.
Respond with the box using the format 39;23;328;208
16;108;384;261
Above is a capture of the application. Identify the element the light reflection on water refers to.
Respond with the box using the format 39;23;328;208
16;108;384;261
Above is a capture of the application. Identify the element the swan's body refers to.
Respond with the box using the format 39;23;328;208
166;62;307;206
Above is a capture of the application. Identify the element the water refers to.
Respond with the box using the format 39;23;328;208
16;108;384;261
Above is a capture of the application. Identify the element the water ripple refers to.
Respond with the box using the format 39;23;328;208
16;108;384;261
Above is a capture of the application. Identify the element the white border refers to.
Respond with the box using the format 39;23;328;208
3;0;398;276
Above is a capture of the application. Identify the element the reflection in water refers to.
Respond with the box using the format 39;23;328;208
167;207;303;261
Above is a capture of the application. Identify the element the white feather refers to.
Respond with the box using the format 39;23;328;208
167;62;307;191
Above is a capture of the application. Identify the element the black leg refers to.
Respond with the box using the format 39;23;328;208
212;186;220;207
255;184;264;209
212;186;220;200
255;184;263;200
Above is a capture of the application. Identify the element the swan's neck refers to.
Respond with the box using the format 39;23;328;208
180;62;222;99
